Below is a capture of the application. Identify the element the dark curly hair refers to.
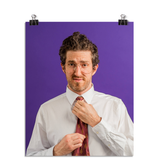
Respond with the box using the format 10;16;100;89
59;32;99;68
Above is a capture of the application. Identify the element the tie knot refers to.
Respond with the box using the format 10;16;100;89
76;96;84;101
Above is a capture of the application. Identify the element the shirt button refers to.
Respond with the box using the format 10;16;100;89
96;131;99;134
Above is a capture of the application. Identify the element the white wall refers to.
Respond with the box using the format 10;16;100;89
0;0;160;159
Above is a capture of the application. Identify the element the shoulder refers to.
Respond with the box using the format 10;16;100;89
93;90;125;109
93;90;126;114
35;93;67;122
94;90;122;103
40;93;66;110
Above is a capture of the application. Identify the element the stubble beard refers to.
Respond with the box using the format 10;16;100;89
67;76;91;93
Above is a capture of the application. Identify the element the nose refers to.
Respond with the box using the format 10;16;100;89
74;64;82;76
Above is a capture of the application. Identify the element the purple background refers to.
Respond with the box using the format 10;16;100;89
25;22;134;152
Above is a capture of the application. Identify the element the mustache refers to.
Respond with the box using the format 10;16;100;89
72;76;84;79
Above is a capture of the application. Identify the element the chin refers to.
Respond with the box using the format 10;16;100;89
72;86;85;92
70;84;86;92
68;80;91;93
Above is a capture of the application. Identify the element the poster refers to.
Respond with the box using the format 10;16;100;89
25;22;134;155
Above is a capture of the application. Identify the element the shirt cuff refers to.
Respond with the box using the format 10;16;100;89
26;145;55;156
48;146;55;156
92;117;112;140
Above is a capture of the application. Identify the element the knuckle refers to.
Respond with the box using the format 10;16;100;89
78;134;81;138
65;135;70;142
64;135;68;139
68;144;73;150
81;108;85;112
78;135;82;139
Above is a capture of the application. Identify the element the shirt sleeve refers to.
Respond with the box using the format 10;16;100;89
26;106;55;156
92;100;134;156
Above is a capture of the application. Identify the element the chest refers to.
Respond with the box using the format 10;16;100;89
44;106;77;146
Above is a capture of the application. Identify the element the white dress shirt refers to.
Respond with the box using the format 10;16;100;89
26;85;134;156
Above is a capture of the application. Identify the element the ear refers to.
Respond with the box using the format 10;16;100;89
61;63;66;74
92;64;98;76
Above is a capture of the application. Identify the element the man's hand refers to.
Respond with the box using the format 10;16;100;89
72;100;101;127
53;133;85;156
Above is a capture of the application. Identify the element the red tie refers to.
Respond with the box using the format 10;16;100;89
72;96;90;156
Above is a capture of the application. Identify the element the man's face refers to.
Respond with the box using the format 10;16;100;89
61;50;98;95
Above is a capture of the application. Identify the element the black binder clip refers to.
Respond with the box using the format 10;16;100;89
118;14;128;25
30;14;38;25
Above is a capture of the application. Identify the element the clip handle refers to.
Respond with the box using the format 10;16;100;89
120;14;126;20
30;14;39;25
118;14;128;25
31;14;37;20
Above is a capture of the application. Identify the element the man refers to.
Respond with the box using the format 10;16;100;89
26;32;133;156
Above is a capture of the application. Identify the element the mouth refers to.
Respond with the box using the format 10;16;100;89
73;78;83;82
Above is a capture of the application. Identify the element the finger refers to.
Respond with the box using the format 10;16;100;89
74;103;86;114
75;102;85;112
77;100;86;106
72;108;83;119
72;138;83;145
71;133;86;141
74;101;82;108
72;105;83;114
72;143;82;150
72;109;79;118
72;107;78;113
77;99;85;104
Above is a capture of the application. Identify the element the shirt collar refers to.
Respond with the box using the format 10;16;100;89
66;84;95;105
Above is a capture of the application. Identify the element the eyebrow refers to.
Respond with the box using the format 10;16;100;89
67;60;90;63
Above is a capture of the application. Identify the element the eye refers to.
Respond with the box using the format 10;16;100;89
82;64;88;67
68;63;74;67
